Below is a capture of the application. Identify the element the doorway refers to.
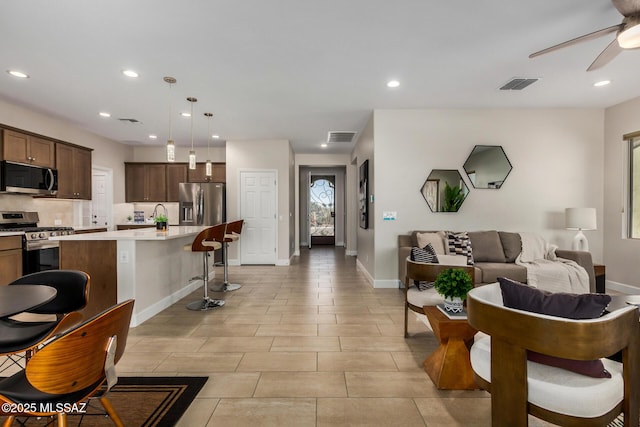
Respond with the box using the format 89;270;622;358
309;175;335;246
90;167;113;229
240;170;278;264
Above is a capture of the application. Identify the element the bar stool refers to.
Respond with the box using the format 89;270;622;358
219;219;243;292
185;223;226;311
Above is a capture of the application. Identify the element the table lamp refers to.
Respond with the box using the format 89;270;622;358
565;207;596;251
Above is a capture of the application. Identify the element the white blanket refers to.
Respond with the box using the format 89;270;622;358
515;232;590;294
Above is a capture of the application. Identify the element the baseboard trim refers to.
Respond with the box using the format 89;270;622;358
606;280;639;294
355;258;373;286
276;258;291;266
374;279;401;289
346;250;357;256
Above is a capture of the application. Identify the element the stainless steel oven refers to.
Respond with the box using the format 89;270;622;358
0;211;73;275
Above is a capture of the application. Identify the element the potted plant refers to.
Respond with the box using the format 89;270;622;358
442;182;465;212
154;214;168;231
433;268;473;313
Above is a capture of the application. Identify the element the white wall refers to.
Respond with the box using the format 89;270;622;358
370;108;604;287
604;96;640;290
225;139;292;265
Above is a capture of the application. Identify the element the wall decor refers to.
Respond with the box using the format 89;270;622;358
463;145;512;189
421;169;469;212
359;160;369;229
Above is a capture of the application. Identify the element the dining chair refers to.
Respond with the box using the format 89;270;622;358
404;258;475;337
467;283;639;426
0;270;90;372
0;299;134;427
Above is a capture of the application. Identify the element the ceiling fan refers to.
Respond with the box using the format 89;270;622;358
529;0;640;71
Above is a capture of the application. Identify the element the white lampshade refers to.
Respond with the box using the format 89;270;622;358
618;22;640;49
565;208;597;230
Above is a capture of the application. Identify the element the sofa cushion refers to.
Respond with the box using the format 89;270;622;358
498;277;612;378
499;231;521;263
415;231;447;254
476;262;527;284
446;232;474;265
468;231;506;263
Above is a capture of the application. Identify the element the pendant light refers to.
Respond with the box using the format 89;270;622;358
187;97;197;170
204;112;213;178
164;77;177;162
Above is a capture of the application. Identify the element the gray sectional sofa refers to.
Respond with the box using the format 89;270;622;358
398;230;596;292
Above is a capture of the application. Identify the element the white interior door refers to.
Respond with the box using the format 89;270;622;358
91;171;109;227
240;170;277;264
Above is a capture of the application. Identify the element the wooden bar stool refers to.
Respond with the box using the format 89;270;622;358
219;219;243;292
185;223;226;311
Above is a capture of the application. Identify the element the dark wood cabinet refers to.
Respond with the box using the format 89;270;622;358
166;164;188;202
125;163;167;202
187;162;226;183
56;143;92;199
2;129;55;168
0;236;22;285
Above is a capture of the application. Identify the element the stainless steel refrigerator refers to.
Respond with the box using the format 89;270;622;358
178;182;226;226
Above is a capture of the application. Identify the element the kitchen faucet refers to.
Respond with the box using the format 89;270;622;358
152;203;167;219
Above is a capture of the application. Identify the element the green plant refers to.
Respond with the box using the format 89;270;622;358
433;268;473;300
442;182;465;212
153;214;168;223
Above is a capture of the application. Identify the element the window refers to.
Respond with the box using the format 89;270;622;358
629;136;640;238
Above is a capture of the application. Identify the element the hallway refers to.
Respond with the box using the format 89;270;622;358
119;247;496;426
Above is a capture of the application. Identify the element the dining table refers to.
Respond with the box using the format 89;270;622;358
0;285;57;318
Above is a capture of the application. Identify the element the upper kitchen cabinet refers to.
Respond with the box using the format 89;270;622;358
56;143;92;199
166;163;187;202
187;162;226;183
125;163;167;202
2;129;55;168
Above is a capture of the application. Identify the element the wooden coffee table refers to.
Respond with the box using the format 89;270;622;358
423;305;478;390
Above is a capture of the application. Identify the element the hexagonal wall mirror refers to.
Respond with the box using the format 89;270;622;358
421;169;470;212
463;145;512;189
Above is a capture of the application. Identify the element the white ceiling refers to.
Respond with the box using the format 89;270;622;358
1;0;640;155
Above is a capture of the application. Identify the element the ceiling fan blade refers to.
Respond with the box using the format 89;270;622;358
587;38;624;70
529;25;621;58
612;0;640;17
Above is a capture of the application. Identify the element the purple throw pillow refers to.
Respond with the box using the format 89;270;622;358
498;277;612;378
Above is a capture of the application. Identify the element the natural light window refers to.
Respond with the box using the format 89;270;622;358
631;137;640;239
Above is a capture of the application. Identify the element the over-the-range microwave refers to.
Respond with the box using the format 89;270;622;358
0;160;58;195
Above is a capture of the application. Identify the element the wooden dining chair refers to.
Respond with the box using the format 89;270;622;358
404;258;475;337
0;299;135;427
0;270;90;371
467;283;639;427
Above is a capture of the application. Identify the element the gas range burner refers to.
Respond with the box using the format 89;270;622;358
0;211;74;241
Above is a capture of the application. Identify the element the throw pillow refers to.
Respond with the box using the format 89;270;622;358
447;232;474;265
467;231;506;263
410;244;439;290
498;231;521;263
498;276;612;378
415;232;447;254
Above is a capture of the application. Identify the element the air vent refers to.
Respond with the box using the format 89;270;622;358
499;78;539;91
327;131;356;143
118;118;142;124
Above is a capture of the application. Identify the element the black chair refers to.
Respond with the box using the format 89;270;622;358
0;270;90;372
0;299;134;427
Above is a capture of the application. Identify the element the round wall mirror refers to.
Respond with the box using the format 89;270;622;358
421;169;469;212
463;145;512;189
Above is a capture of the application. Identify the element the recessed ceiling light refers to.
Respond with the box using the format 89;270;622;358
212;134;220;139
181;112;191;117
7;70;29;78
593;80;611;87
387;80;400;88
98;112;111;118
321;143;328;148
122;69;139;78
149;134;158;139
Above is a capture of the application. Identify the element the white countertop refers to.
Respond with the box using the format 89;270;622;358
51;225;208;241
0;231;24;237
73;225;110;231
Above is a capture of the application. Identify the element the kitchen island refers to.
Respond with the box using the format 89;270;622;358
51;226;210;326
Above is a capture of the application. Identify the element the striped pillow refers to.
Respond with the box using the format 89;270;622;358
410;244;439;290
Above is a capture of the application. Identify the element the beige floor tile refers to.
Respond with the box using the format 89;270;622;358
414;397;491;426
190;324;260;337
266;305;320;314
318;305;371;314
175;398;218;427
340;336;414;352
280;313;337;324
271;336;340;352
318;351;398;372
254;372;347;397
345;371;440;397
155;352;243;372
127;337;208;352
197;373;261;397
336;313;394;324
223;314;282;324
236;352;317;371
255;324;318;336
208;398;316;427
116;351;170;372
318;324;382;337
198;336;274;352
317;398;427;427
390;351;431;372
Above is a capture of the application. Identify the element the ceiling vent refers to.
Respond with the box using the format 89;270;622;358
118;118;142;124
327;131;356;143
499;78;539;91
